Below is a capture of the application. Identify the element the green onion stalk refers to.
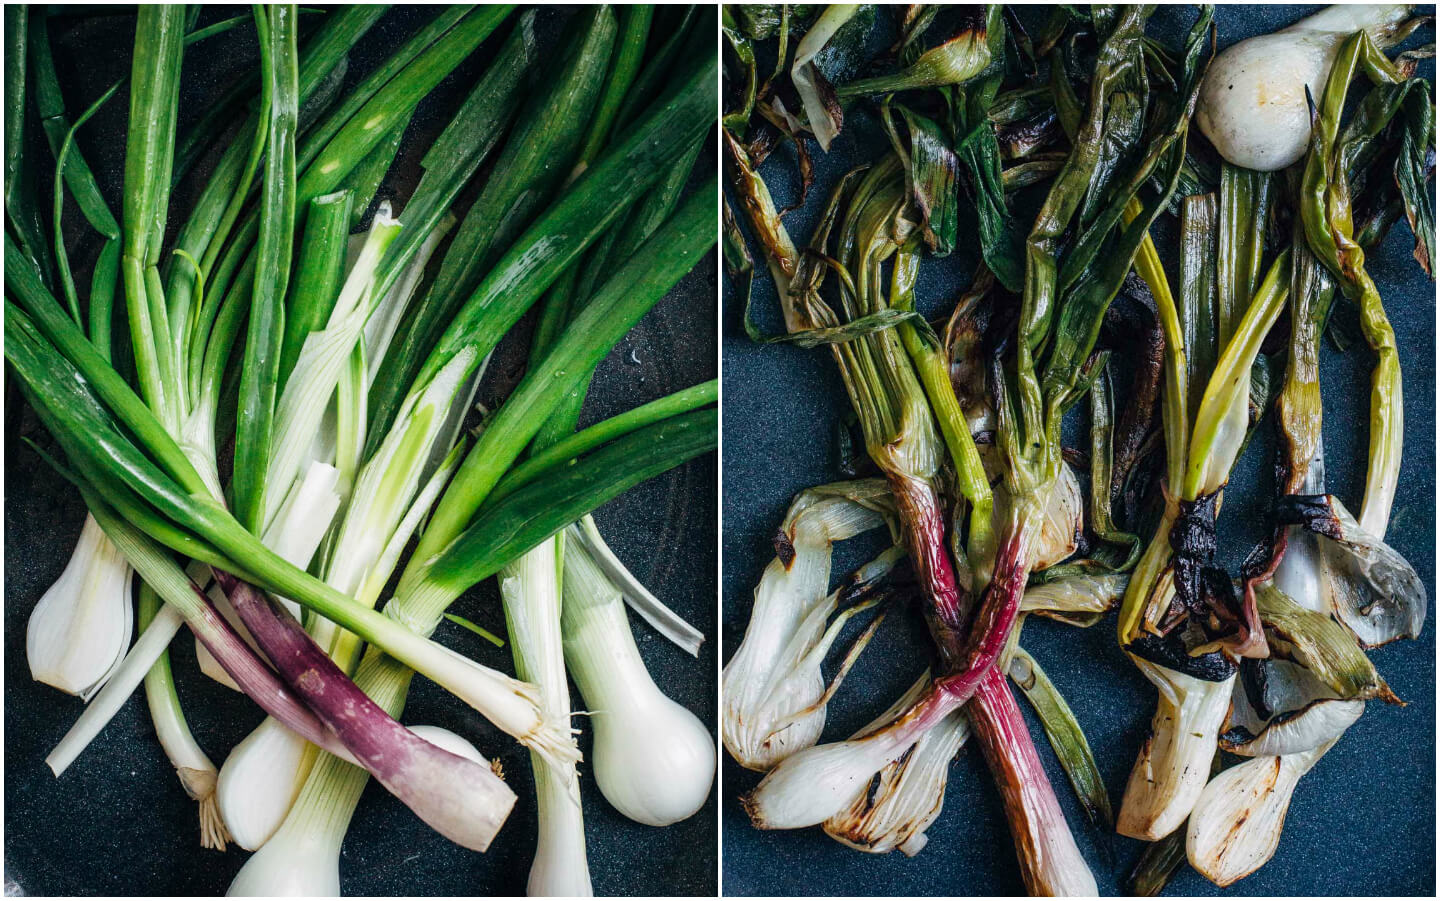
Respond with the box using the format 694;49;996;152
1299;30;1412;537
540;134;714;653
542;270;718;843
136;585;230;850
18;5;389;827
30;3;538;844
498;13;717;882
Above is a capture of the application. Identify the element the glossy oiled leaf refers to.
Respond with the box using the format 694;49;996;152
1008;646;1113;831
1041;6;1213;414
954;84;1025;290
732;4;818;41
1016;5;1150;384
1082;366;1142;572
1392;83;1434;275
761;309;928;349
723;6;758;134
1179;193;1219;421
884;103;959;257
838;6;993;97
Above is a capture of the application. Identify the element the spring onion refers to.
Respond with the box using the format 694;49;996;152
10;9;717;892
722;480;897;771
1196;5;1421;170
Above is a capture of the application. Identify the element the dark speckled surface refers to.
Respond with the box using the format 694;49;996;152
721;5;1435;897
5;6;717;896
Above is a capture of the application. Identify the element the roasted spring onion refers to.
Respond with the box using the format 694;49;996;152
722;3;1430;896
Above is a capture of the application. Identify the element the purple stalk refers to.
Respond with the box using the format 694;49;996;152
970;668;1096;896
858;516;1040;747
897;512;1095;894
215;571;517;852
187;580;359;767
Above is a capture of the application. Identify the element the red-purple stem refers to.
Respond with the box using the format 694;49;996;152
216;571;516;852
889;514;1035;729
187;579;359;766
890;472;967;655
889;501;1089;893
970;667;1093;896
941;519;1033;691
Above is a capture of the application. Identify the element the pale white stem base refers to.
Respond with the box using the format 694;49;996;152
501;537;592;897
1186;739;1335;886
1117;660;1234;841
27;514;135;699
216;717;314;850
45;604;184;775
563;538;715;827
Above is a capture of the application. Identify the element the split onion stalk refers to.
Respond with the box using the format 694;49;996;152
1116;210;1290;841
722;480;898;771
1186;30;1429;884
7;5;718;891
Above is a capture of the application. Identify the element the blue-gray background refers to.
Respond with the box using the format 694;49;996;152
4;6;717;896
721;5;1435;896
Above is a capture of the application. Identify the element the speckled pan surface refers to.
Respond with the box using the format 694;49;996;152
721;5;1434;896
4;6;717;896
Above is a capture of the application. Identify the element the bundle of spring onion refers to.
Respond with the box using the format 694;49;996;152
722;4;1432;895
6;5;717;895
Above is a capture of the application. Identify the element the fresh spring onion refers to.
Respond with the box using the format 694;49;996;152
25;513;133;698
9;8;717;894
